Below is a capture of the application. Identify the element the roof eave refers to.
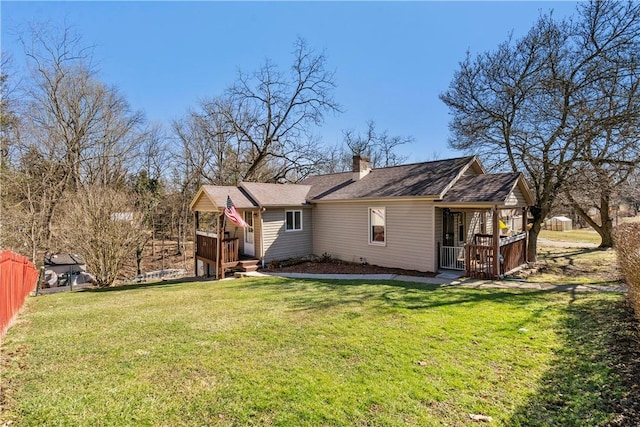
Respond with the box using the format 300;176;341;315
434;201;528;209
310;195;441;204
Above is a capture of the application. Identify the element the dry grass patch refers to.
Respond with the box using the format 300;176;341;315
528;247;622;286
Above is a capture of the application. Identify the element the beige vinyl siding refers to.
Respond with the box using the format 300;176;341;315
222;214;243;253
434;207;444;270
505;186;528;207
220;210;260;257
465;210;485;242
313;201;436;272
463;167;481;176
192;194;217;212
262;208;313;262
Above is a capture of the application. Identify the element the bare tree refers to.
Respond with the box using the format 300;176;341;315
0;54;21;172
343;120;412;168
5;24;145;255
561;6;640;247
440;1;640;259
620;168;640;215
173;102;242;186
178;38;341;185
57;186;148;287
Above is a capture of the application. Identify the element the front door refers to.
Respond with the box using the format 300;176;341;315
244;211;255;256
441;210;465;270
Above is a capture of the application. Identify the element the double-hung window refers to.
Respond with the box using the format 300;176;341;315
369;207;386;245
285;210;302;231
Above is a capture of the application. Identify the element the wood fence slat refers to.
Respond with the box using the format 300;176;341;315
1;251;39;338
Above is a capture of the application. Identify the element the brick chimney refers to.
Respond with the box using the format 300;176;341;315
352;155;371;180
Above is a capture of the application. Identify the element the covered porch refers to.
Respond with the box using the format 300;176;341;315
435;170;533;279
437;207;529;279
189;186;260;280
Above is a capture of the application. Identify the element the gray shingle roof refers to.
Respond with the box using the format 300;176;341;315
240;182;311;206
441;173;522;203
302;156;475;200
201;185;257;209
301;172;354;200
193;156;531;210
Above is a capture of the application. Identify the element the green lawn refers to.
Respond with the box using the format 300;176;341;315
538;228;601;245
0;277;631;426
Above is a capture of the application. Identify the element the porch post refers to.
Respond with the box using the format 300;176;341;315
522;207;528;263
216;212;222;280
193;211;199;276
493;205;500;279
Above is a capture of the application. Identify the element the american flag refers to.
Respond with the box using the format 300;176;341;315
224;195;249;227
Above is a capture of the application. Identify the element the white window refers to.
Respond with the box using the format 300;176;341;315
369;207;386;245
285;210;302;231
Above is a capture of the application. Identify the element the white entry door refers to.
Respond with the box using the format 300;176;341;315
244;211;255;256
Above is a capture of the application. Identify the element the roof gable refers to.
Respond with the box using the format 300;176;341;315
189;185;257;212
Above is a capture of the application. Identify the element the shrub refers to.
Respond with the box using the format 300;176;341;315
615;223;640;320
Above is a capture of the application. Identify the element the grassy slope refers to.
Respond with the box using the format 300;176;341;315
520;229;620;286
539;229;601;245
1;277;629;426
533;247;620;285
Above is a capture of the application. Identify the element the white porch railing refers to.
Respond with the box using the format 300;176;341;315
440;245;465;270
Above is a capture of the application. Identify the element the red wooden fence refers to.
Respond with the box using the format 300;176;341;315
1;251;40;338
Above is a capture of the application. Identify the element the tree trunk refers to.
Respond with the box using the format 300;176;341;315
597;195;614;248
527;206;544;262
136;245;143;275
567;193;614;248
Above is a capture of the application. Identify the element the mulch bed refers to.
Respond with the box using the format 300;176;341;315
261;260;436;278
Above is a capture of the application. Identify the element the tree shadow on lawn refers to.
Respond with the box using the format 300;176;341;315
81;276;209;293
539;247;602;262
235;277;553;312
508;297;640;426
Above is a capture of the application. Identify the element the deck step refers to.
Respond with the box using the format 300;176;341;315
238;259;260;272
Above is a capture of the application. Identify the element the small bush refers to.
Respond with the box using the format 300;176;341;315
615;223;640;320
319;252;333;262
267;260;281;269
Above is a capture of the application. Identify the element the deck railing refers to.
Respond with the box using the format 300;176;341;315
221;237;239;266
439;245;465;270
465;232;527;279
195;233;240;266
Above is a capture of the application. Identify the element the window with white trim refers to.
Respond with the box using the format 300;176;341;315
285;210;302;231
369;207;386;245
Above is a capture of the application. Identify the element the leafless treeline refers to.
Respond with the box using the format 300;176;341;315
0;26;411;284
441;0;640;256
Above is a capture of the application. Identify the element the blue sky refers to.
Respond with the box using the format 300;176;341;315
2;1;580;162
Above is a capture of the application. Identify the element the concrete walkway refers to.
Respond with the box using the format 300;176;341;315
247;271;627;293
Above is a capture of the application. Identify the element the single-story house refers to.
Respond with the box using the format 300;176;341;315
189;155;533;279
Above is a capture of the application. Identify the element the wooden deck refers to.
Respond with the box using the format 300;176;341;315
465;233;527;279
195;233;259;276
